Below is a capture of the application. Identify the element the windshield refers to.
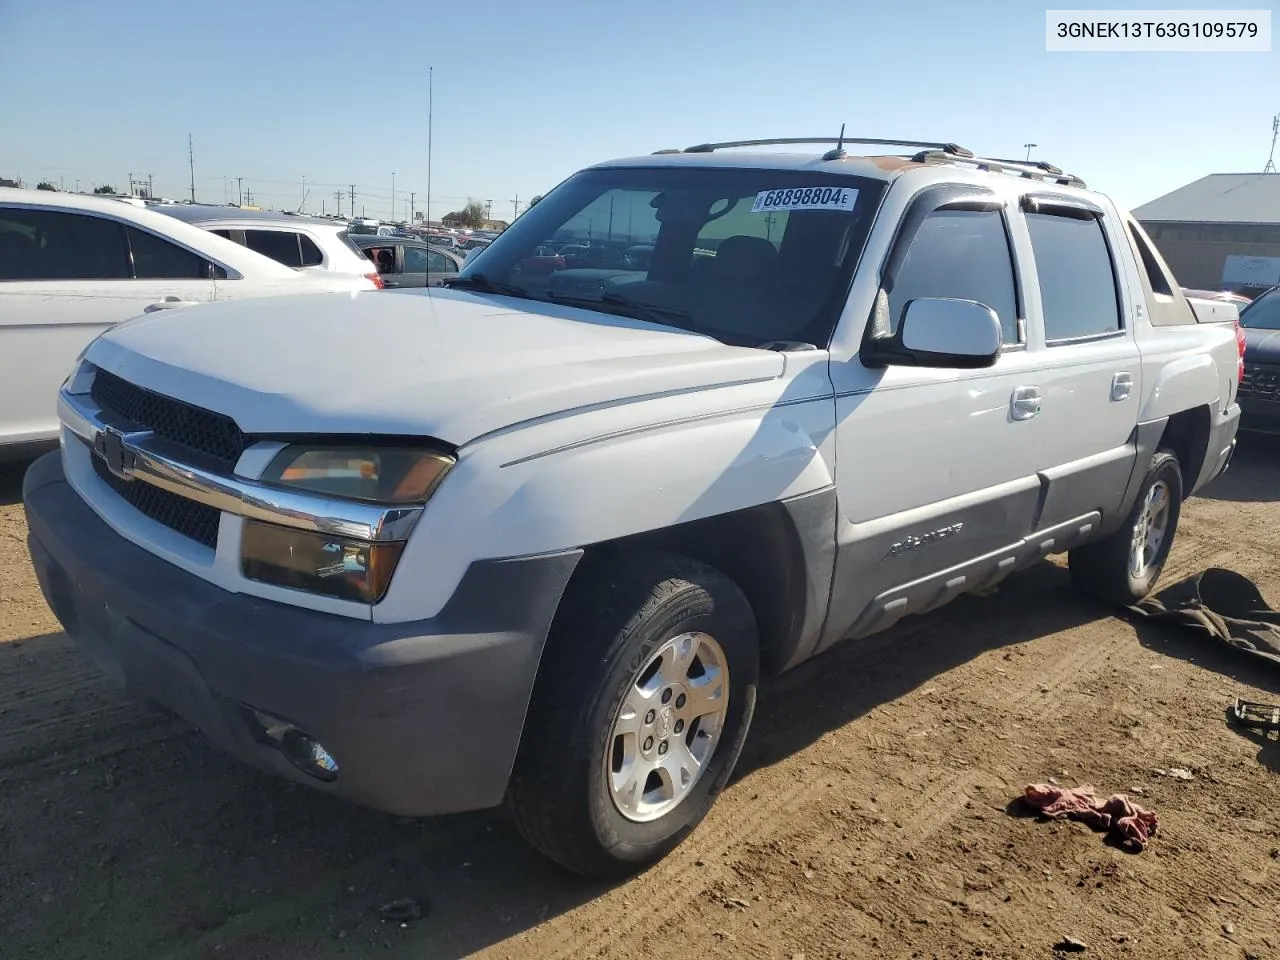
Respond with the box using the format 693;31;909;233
454;166;886;347
1239;288;1280;331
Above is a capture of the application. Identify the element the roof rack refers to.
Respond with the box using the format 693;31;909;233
909;150;1087;189
650;136;1087;189
680;137;974;159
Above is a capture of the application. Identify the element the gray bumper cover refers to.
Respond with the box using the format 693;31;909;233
23;451;581;817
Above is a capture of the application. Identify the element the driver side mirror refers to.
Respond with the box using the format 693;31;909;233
863;297;1002;369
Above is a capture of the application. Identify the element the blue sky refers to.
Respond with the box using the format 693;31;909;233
1;0;1275;219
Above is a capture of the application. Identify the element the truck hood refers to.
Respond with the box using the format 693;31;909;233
83;288;784;446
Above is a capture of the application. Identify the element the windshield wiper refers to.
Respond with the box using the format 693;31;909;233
442;274;538;300
548;290;697;331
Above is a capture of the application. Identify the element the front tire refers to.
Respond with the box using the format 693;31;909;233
1069;450;1183;605
506;551;759;876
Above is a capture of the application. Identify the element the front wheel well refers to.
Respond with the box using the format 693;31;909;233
561;498;831;677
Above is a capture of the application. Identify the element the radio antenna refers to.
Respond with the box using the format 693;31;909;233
822;123;848;162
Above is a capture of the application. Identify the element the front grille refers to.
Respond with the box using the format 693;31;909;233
90;368;248;468
1239;362;1280;402
91;453;221;550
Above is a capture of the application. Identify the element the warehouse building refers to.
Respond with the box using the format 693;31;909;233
1133;173;1280;296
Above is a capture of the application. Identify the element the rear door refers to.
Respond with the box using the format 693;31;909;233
0;206;215;446
1009;194;1141;529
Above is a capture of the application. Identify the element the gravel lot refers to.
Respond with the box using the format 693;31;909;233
2;442;1278;960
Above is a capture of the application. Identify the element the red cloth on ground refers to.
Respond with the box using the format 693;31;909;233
1022;783;1159;851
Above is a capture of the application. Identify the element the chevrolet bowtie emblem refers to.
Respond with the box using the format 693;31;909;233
95;427;136;481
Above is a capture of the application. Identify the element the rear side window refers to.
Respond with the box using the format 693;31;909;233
888;208;1020;344
299;234;324;267
1026;213;1121;342
0;208;130;280
243;229;305;268
126;227;215;279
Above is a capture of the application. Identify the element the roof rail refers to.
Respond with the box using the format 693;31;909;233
909;150;1087;189
681;137;974;159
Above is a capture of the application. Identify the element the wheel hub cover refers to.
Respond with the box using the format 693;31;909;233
656;708;674;738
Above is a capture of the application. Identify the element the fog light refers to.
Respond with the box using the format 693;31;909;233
280;729;340;782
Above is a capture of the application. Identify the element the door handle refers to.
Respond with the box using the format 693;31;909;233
144;296;201;313
1111;371;1134;401
1010;386;1042;421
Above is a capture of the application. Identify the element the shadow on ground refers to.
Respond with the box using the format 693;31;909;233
0;561;1109;960
0;460;28;508
1198;430;1280;504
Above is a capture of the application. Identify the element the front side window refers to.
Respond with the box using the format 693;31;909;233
887;208;1020;344
457;167;886;347
1026;212;1121;341
0;208;129;280
404;246;432;273
126;227;215;279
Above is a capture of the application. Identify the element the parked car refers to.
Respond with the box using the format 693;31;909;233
0;187;377;460
1235;285;1280;433
348;234;464;287
23;138;1241;877
156;205;382;287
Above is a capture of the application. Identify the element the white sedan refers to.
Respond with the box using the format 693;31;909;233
0;188;377;460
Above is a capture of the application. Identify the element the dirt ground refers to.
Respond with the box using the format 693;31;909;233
2;442;1278;960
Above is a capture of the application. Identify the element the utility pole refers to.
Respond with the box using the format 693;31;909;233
485;199;492;222
127;171;133;197
391;171;396;221
426;65;433;228
1024;142;1037;161
1264;114;1279;174
299;175;307;213
410;191;416;222
188;133;196;202
237;177;243;206
333;189;344;217
350;184;356;217
512;195;519;220
147;173;154;199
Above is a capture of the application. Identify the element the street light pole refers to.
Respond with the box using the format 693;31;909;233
1024;142;1037;161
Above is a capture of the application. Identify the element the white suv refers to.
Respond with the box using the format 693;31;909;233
156;205;383;287
23;138;1241;876
0;188;376;459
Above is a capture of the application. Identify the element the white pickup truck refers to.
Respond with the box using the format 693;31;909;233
23;137;1242;876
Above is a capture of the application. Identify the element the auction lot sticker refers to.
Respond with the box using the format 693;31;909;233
752;186;858;213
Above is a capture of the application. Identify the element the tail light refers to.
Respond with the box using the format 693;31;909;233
1235;317;1246;382
365;272;385;290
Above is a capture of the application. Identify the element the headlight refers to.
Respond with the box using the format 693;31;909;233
243;445;454;603
260;446;454;503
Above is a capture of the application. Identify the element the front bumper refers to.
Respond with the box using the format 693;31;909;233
23;451;581;817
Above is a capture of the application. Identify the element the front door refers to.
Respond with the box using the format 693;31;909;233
820;197;1053;648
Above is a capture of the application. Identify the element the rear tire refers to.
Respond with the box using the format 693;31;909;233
1069;450;1183;605
506;551;759;877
